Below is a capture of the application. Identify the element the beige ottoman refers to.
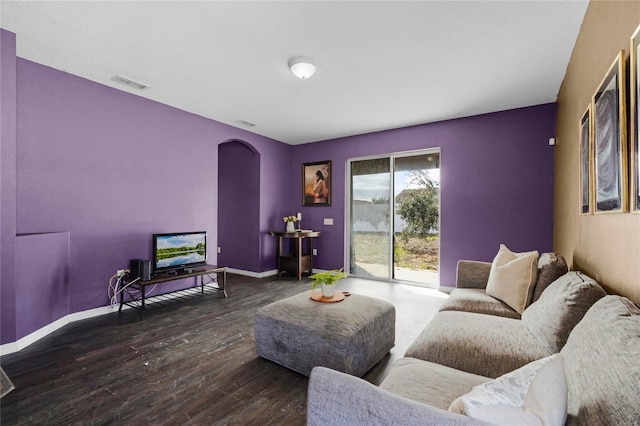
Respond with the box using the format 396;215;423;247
255;291;395;377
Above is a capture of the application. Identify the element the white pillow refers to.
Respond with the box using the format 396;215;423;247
449;354;567;425
486;244;539;314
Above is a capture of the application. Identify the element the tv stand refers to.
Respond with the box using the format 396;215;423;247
163;267;198;276
119;264;227;318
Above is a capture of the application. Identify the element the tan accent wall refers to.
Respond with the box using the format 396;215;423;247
555;0;640;304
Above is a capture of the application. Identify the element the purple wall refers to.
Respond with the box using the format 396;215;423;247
3;50;291;343
16;59;220;312
291;104;557;287
257;142;294;272
16;233;70;337
1;29;18;344
218;141;261;271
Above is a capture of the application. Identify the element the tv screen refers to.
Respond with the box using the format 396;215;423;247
153;231;207;274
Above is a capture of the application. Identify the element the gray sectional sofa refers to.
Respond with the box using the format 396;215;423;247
307;254;640;425
440;252;568;320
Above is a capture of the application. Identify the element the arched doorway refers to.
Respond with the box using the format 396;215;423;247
217;140;260;272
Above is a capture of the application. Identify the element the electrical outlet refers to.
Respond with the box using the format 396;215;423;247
217;247;221;254
117;269;126;278
313;249;318;256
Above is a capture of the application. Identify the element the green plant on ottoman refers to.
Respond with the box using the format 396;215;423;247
310;268;347;298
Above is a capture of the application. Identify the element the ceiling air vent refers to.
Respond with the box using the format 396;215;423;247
111;75;149;90
235;120;257;128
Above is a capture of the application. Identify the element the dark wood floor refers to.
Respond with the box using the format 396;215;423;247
0;274;447;425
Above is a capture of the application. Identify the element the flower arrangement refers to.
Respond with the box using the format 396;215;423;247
283;215;298;223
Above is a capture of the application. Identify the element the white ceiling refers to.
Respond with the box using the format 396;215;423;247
1;1;588;145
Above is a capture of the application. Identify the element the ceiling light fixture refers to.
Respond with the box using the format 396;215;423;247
288;57;317;79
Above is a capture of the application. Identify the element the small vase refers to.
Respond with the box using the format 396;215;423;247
322;283;335;298
286;221;295;232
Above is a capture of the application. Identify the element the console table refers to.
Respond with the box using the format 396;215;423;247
119;264;227;318
269;230;320;280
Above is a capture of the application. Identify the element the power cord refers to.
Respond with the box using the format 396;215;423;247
107;270;141;308
107;270;159;308
107;272;120;307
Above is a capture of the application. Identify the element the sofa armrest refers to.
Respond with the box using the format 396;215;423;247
307;367;488;426
456;260;492;289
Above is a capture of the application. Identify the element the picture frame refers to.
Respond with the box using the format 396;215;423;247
579;105;593;215
303;161;331;206
592;50;628;214
631;25;640;212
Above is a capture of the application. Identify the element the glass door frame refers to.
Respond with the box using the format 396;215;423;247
345;148;441;286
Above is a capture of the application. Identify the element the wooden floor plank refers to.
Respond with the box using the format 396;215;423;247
0;274;446;425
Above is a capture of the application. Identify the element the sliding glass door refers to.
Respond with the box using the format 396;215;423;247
349;158;392;280
348;150;440;287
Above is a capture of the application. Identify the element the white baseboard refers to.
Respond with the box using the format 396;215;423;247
0;269;312;355
226;268;278;278
227;268;328;278
438;286;455;294
0;304;122;356
0;280;229;356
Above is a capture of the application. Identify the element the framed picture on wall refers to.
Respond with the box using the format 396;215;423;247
592;50;628;214
631;25;640;212
579;105;593;214
303;161;331;206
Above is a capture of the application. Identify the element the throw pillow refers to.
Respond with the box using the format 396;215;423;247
449;354;567;425
486;244;539;314
531;252;568;303
522;271;606;353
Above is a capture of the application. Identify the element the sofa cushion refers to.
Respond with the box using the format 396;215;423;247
404;311;552;378
308;366;490;426
531;252;568;303
380;357;488;411
522;271;606;353
455;260;492;289
561;295;640;425
439;289;521;319
449;354;567;425
486;244;539;314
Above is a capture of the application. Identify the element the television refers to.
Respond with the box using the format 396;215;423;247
152;231;207;275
